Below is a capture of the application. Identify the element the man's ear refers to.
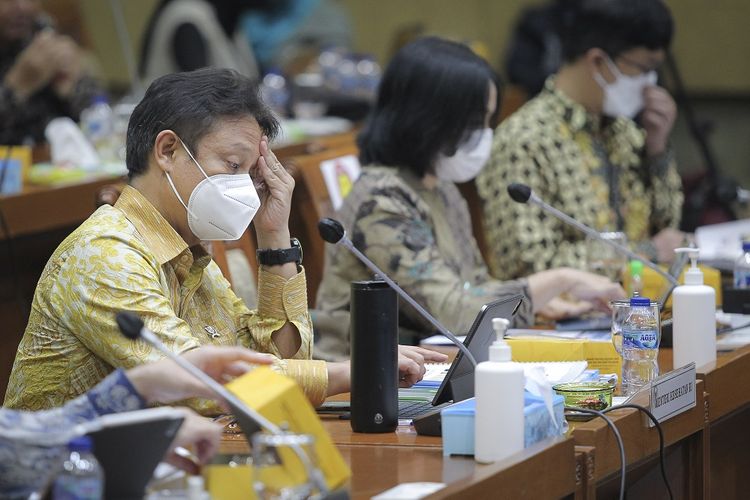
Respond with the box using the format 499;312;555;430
152;130;181;174
585;48;614;83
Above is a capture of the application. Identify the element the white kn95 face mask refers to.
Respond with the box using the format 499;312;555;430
434;128;493;183
165;139;260;241
594;56;657;119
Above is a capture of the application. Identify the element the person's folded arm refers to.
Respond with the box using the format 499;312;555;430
0;369;145;498
231;266;328;406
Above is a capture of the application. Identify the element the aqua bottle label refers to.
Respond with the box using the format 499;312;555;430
623;328;658;349
735;270;750;288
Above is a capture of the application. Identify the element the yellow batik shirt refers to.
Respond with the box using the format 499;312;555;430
478;78;683;280
4;186;327;413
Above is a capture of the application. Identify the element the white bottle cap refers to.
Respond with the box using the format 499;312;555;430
187;475;206;499
675;247;703;286
489;318;512;362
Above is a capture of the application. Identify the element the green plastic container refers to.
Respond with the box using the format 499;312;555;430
553;382;614;411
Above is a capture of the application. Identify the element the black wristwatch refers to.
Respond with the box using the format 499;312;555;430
256;238;303;268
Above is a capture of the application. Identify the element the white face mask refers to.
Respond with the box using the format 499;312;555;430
434;128;493;183
165;140;260;241
594;56;657;119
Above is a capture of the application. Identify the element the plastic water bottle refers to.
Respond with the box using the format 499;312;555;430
355;55;381;99
260;69;289;117
621;295;659;396
734;241;750;288
80;95;116;163
318;46;345;89
52;436;104;500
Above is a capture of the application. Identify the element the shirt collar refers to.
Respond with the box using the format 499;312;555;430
114;185;189;265
542;76;605;134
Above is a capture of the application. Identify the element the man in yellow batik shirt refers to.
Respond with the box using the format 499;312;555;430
4;68;443;413
478;0;685;281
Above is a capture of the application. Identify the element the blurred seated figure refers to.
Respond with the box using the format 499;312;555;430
0;345;267;498
139;0;352;85
313;37;625;360
239;0;352;75
479;0;685;282
139;0;260;85
0;0;99;144
504;0;580;98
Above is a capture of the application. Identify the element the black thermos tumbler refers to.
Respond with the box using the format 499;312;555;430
350;279;398;433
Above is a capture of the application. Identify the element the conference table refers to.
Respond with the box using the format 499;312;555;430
2;154;747;498
220;345;750;499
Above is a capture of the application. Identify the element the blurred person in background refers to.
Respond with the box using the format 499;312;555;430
0;0;99;144
139;0;351;85
479;0;685;281
314;37;625;360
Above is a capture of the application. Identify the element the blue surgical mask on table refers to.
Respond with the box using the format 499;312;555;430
594;56;658;119
435;128;493;183
165;139;260;241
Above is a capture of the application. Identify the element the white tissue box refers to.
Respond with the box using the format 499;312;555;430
441;392;565;456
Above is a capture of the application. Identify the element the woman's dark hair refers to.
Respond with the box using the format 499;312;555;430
358;36;500;177
560;0;673;62
126;68;279;178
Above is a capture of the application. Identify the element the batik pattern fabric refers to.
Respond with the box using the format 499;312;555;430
4;186;326;413
478;77;682;280
314;166;533;360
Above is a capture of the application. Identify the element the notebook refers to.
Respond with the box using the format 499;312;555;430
398;295;523;419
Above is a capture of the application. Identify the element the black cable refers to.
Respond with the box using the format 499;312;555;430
604;403;674;500
565;407;626;500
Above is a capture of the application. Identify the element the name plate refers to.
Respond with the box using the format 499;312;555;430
649;363;697;425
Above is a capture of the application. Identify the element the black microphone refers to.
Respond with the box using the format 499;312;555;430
115;312;329;493
318;218;477;367
506;183;679;286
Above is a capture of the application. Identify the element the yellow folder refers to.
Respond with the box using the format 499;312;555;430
205;367;349;499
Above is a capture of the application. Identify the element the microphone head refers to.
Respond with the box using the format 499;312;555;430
507;183;532;203
318;218;346;244
116;312;144;340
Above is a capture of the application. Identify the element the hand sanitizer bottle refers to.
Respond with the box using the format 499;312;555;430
474;318;525;463
672;247;716;369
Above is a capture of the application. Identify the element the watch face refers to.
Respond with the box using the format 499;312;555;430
291;238;303;264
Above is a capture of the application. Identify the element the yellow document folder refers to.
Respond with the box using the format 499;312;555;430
622;264;722;308
507;336;621;379
221;367;350;495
